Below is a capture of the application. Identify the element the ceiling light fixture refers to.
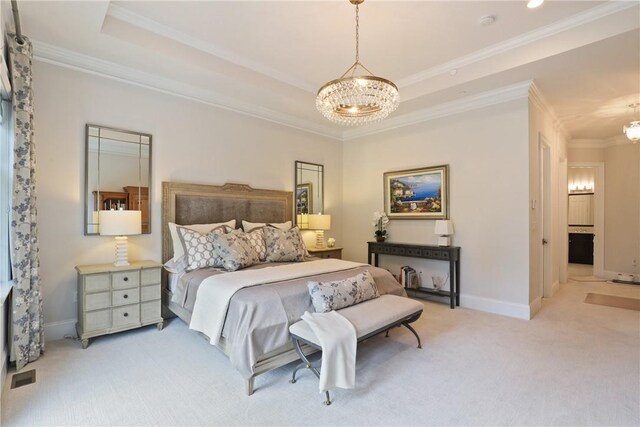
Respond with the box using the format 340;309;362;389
316;0;399;126
527;0;544;9
623;103;640;143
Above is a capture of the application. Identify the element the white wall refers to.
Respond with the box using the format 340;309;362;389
342;99;532;318
604;143;640;275
33;61;343;339
528;90;568;309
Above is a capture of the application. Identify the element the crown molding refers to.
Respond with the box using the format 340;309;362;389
32;40;343;141
569;135;634;148
342;80;532;141
106;3;317;94
528;82;570;141
397;1;638;89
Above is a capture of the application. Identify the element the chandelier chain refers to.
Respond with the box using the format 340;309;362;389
355;4;359;65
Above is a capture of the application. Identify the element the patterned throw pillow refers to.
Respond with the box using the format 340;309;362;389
246;228;267;261
209;230;260;271
307;270;380;313
176;225;227;271
264;226;307;262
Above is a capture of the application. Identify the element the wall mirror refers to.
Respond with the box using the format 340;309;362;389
568;193;594;226
85;124;152;235
295;161;324;228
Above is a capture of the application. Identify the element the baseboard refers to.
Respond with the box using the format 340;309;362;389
44;319;76;341
460;294;530;320
529;296;542;318
603;270;636;281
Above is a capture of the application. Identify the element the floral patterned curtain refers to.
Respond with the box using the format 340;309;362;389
8;33;44;370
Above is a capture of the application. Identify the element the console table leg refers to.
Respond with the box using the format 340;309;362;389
449;260;455;309
455;260;460;306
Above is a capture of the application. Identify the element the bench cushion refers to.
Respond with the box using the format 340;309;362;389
289;295;423;346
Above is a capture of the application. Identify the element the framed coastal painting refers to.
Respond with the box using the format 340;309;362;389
296;183;312;215
383;165;449;219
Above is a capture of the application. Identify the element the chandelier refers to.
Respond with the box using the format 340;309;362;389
316;0;399;126
623;103;640;143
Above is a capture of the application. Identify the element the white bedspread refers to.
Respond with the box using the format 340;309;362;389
189;259;365;345
301;310;357;392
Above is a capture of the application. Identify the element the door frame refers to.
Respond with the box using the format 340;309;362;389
539;135;552;298
567;162;605;278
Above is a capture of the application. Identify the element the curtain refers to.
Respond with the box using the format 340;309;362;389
8;33;44;370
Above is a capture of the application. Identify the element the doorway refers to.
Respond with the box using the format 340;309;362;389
567;163;605;281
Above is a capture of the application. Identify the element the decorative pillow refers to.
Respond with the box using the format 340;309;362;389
210;230;260;272
264;226;307;262
242;220;291;233
245;228;267;262
169;220;235;262
307;270;380;313
176;225;228;271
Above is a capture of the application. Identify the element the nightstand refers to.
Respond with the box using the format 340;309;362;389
75;260;163;349
307;247;343;260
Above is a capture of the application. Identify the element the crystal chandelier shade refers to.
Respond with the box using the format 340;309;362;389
623;103;640;143
316;0;399;126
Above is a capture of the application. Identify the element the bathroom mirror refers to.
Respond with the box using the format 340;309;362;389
295;161;324;228
85;124;152;235
568;193;594;226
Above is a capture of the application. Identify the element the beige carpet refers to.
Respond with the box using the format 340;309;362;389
585;293;640;311
2;280;639;426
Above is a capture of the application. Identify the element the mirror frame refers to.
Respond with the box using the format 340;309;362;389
84;124;153;236
295;160;324;227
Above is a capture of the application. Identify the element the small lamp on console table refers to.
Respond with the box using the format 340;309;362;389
99;209;142;267
434;220;454;247
308;214;331;248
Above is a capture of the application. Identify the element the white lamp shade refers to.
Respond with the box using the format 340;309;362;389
308;214;331;230
99;210;142;236
434;220;454;235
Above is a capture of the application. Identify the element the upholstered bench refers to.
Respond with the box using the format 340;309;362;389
288;294;423;405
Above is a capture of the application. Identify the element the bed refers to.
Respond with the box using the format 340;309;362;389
161;181;406;395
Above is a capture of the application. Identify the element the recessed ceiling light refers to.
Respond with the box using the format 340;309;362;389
479;15;495;26
527;0;544;9
450;69;458;76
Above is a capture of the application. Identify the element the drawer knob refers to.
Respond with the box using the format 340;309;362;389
124;277;129;282
123;294;128;299
123;312;129;317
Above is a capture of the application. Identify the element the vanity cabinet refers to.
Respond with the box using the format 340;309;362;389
568;233;594;265
75;260;163;348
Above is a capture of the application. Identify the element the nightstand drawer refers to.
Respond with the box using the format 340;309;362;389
112;271;139;289
112;288;139;306
112;305;140;328
84;274;110;293
85;292;111;311
141;301;161;322
141;268;161;285
84;309;111;332
141;284;160;302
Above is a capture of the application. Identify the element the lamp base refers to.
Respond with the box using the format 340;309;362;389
113;236;131;267
315;230;325;248
438;236;451;247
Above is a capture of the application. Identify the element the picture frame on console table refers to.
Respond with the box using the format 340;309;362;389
384;165;449;219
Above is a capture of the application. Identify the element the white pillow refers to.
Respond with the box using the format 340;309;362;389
242;220;291;233
169;220;236;261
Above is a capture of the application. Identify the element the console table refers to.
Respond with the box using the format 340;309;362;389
368;241;461;309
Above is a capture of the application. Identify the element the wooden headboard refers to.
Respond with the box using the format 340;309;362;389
161;182;293;263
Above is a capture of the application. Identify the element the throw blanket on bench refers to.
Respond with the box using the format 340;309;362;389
301;311;357;392
190;259;366;346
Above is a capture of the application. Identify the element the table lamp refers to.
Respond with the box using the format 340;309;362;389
434;220;454;246
308;214;331;248
99;210;142;266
